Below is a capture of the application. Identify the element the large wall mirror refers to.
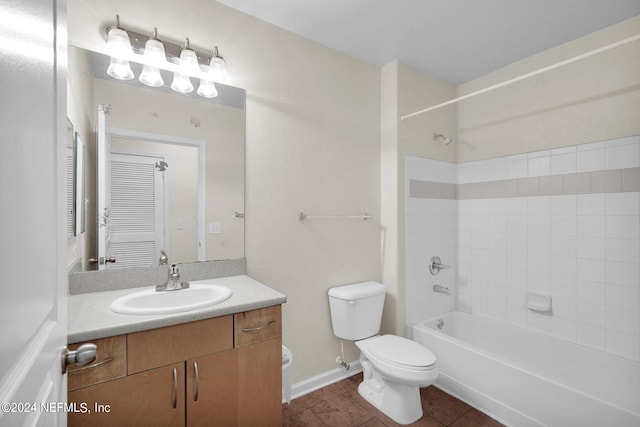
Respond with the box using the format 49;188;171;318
67;44;245;272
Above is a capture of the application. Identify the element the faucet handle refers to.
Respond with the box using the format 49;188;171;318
169;263;179;275
429;256;451;275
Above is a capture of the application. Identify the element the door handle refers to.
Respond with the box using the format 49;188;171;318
61;343;97;373
88;257;116;265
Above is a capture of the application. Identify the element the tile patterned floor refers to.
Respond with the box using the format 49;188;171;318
282;373;504;427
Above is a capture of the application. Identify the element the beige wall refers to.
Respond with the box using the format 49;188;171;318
68;0;381;382
457;15;640;162
380;60;458;335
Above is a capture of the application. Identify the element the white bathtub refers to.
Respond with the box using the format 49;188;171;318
410;311;640;427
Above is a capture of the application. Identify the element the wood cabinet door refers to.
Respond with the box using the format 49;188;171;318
187;349;238;427
68;362;185;427
237;337;282;426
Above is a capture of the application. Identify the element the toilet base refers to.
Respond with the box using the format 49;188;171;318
357;365;423;425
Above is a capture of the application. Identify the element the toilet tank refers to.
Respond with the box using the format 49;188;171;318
328;281;386;340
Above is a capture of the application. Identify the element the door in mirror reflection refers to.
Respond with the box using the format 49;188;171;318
109;152;166;269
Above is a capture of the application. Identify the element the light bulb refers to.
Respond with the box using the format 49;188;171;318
139;64;164;87
208;56;228;82
171;73;193;93
105;27;133;59
178;48;200;77
107;57;134;80
197;79;218;98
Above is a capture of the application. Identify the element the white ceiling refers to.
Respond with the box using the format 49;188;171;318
217;0;640;84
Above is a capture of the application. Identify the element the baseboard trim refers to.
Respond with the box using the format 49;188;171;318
289;361;362;401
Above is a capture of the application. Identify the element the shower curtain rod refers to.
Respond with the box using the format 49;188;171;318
400;33;640;121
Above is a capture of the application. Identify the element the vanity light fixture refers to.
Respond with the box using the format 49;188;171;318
171;38;199;93
208;46;228;83
105;16;134;80
101;16;229;98
138;28;166;87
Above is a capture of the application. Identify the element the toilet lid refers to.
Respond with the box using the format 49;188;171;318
368;335;436;368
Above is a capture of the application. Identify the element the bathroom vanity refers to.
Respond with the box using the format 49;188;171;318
66;275;285;427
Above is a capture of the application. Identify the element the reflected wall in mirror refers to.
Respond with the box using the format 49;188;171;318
67;45;245;272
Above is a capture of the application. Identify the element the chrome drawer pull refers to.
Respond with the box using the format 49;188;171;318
68;356;115;373
172;367;178;409
193;361;199;402
241;320;276;333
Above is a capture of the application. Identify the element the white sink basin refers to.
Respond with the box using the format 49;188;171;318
110;284;232;315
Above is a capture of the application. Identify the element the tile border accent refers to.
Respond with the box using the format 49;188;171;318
409;167;640;200
409;180;457;199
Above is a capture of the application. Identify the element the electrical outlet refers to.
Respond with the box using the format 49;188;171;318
209;222;221;234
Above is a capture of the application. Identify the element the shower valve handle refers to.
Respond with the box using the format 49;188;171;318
429;256;451;275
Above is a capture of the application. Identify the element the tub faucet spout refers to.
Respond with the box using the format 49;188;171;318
433;284;450;295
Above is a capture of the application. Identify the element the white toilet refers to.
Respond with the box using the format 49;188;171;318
328;281;438;425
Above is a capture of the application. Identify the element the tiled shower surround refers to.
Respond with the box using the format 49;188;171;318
406;136;640;361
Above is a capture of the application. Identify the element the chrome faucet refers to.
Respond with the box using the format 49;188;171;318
159;250;168;266
156;264;189;292
432;284;450;295
429;256;451;275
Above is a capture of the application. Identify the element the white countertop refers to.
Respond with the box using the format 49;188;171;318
68;275;286;343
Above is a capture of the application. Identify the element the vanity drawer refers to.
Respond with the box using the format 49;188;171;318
234;305;282;348
68;335;127;391
127;315;233;374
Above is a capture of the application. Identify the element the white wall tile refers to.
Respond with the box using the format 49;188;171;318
606;261;640;287
549;257;576;280
488;216;508;233
577;280;606;304
528;155;550;177
550;276;576;300
576;216;606;238
577;258;606;283
577;148;606;172
606;193;640;216
606;330;640;360
528;196;550;216
607;308;640;336
551;152;577;175
576;237;606;260
507;197;528;216
577;141;607;152
606;141;640;170
550;317;577;342
507;157;528;179
607;285;639;311
488;198;508;215
577;323;606;351
551;216;577;236
606;239;639;264
577;301;606;327
551;195;576;216
606;216;640;239
550;236;576;257
508;216;527;234
577;194;605;216
553;296;577;320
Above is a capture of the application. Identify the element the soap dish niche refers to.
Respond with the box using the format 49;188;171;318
526;293;552;314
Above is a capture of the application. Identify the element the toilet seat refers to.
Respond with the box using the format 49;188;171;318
359;335;436;371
